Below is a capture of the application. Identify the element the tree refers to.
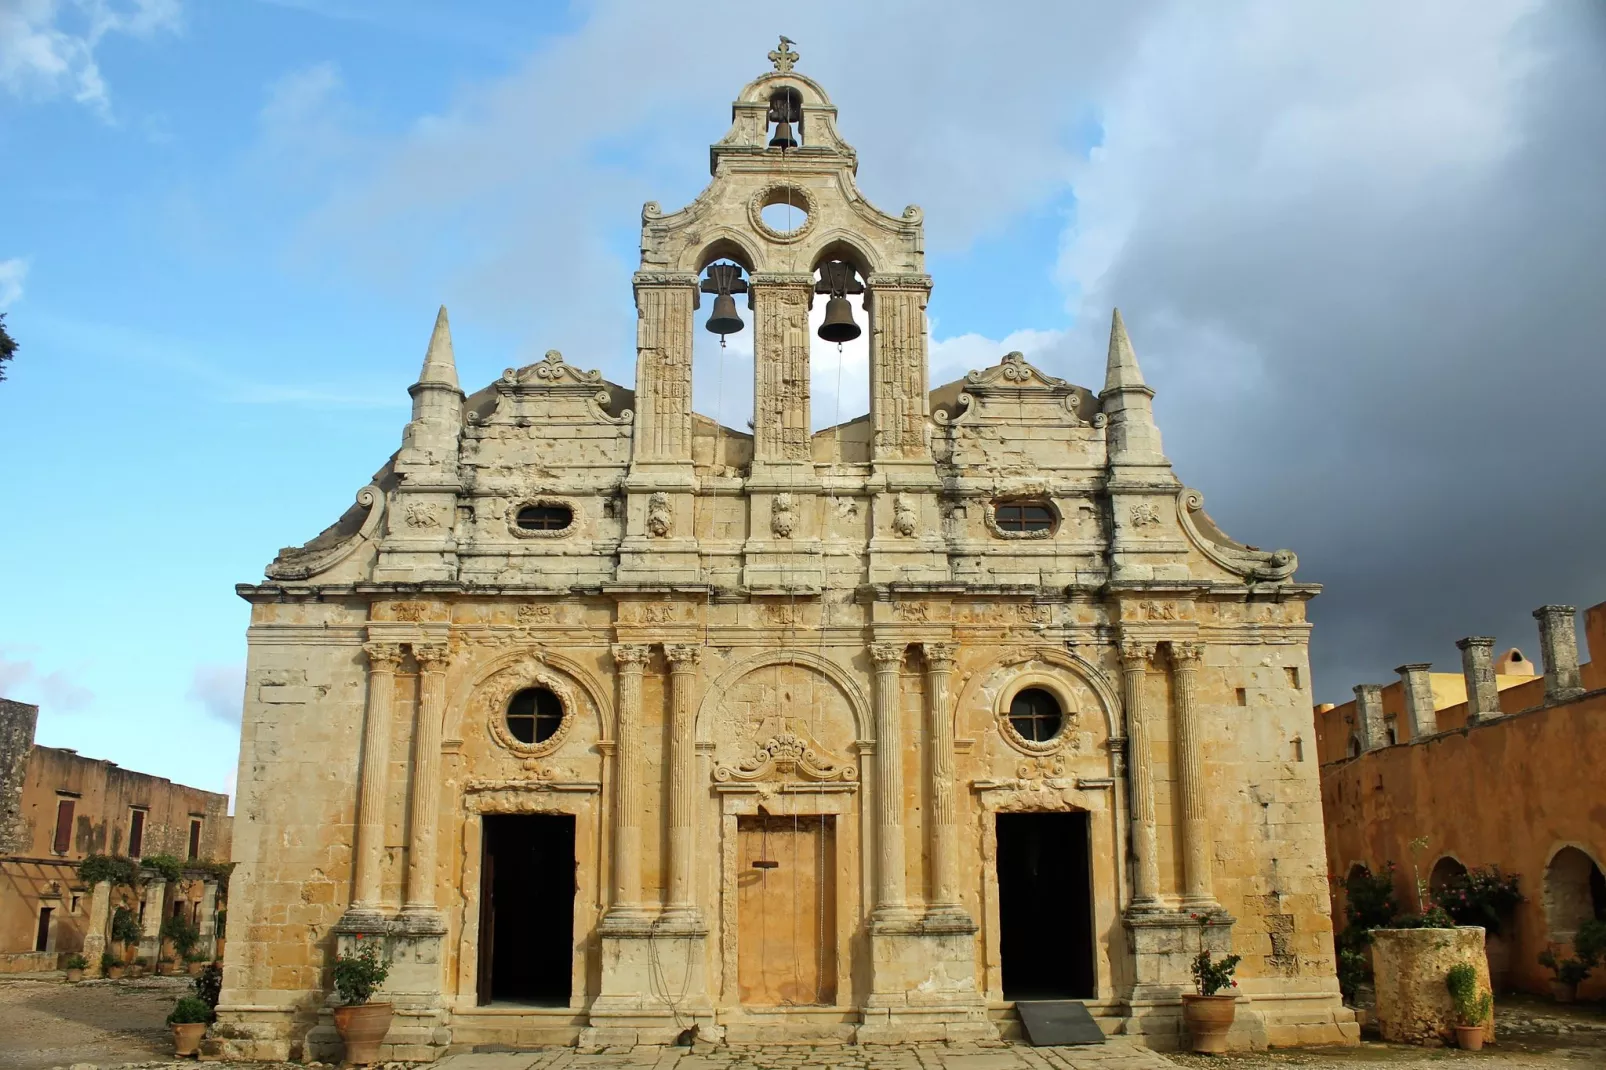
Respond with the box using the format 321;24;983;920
0;313;14;382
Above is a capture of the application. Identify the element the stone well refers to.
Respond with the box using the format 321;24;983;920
1371;926;1494;1045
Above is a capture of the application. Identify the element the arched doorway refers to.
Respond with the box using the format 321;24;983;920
1545;846;1606;944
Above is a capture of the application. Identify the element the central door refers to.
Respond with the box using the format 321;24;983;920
477;813;575;1006
736;813;837;1006
996;810;1095;1000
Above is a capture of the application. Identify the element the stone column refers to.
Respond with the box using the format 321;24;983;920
748;273;814;466
352;641;403;915
663;644;702;924
921;642;965;919
1354;683;1388;751
864;274;933;461
1170;641;1214;909
1456;637;1501;723
1395;663;1436;740
1120;640;1161;909
1533;605;1584;701
141;879;166;962
197;879;219;958
83;879;110;977
403;643;450;915
630;274;698;464
607;644;650;921
870;643;911;920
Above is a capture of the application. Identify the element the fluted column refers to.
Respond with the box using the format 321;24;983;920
865;274;933;461
630;273;699;464
1170;641;1214;909
353;641;403;913
749;273;814;466
403;643;450;914
870;643;911;920
1120;640;1161;910
608;644;650;920
663;644;702;923
922;642;964;917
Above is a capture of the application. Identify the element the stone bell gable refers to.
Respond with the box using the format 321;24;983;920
220;40;1352;1063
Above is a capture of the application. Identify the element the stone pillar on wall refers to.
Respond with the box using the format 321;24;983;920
1395;663;1437;740
663;644;703;925
348;641;402;921
197;880;219;958
921;642;966;922
1169;641;1215;909
140;879;166;962
403;643;450;916
82;879;110;977
1354;683;1388;751
1533;605;1584;702
869;643;911;922
605;644;650;923
1456;637;1501;723
1120;640;1161;910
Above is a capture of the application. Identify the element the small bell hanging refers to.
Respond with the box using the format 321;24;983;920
814;261;864;344
768;88;801;150
700;263;749;344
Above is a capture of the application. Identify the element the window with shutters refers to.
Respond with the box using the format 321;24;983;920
129;809;146;858
52;798;75;855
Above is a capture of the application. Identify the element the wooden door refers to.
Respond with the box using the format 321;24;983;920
736;814;836;1006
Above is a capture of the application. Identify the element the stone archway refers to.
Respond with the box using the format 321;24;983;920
1545;845;1606;944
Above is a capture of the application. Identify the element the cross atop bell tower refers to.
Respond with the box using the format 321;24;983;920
618;42;946;589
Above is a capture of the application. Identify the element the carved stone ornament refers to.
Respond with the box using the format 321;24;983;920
869;642;906;668
363;641;405;672
1119;639;1157;668
506;498;579;540
1177;488;1298;582
1129;502;1162;528
771;493;796;538
768;35;798;73
611;643;650;668
891;493;917;537
748;183;818;244
665;644;703;669
996;676;1082;757
646;492;672;538
493;350;632;426
933;352;1086;427
480;656;578;759
266;484;384;581
713;732;856;783
403;500;441;528
982;496;1059;541
412;643;451;672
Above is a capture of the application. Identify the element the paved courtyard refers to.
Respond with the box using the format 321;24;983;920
1;977;1603;1070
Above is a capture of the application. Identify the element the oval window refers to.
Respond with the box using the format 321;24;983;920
994;500;1055;533
506;687;565;744
516;504;573;531
1008;688;1063;742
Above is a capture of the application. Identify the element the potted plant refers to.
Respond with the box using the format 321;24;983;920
63;954;88;983
185;951;209;976
1539;918;1606;1002
156;956;176;976
102;950;125;980
131;956;149;978
167;995;211;1056
110;905;142;963
162;915;200;968
331;937;392;1065
1181;914;1242;1053
1446;962;1492;1051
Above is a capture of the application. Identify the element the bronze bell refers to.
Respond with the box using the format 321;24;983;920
817;295;860;343
706;292;744;337
769;120;797;150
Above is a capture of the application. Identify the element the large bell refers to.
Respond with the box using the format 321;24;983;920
705;292;744;337
769;120;797;150
817;295;861;344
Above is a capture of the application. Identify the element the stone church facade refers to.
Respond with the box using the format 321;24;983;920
213;46;1355;1061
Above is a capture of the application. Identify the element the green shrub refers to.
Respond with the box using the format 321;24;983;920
100;951;120;970
1435;866;1523;936
332;938;390;1006
166;996;212;1025
161;915;200;958
110;905;141;945
193;962;223;1012
141;855;184;882
63;954;88;970
1393;905;1457;929
1447;962;1491;1026
1343;863;1401;932
1574;918;1606;965
78;854;142;888
1336;947;1369;1003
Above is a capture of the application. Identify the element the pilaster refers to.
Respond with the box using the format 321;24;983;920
83;880;110;977
1533;604;1584;701
1395;663;1437;740
139;879;166;963
346;641;402;924
403;643;450;920
1353;683;1388;751
603;644;651;924
1456;637;1501;723
1120;639;1162;910
662;644;704;926
1169;641;1214;910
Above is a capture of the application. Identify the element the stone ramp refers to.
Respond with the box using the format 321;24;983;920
433;1040;1178;1070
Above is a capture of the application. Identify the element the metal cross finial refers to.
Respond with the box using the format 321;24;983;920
769;35;798;73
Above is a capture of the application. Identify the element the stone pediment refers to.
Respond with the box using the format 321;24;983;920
934;352;1098;428
467;350;632;427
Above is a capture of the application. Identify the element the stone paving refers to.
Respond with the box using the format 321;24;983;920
429;1042;1177;1070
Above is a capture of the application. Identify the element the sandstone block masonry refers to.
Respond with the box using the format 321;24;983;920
211;42;1354;1062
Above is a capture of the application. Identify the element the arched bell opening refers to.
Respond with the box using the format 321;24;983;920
691;258;756;439
809;259;869;432
767;86;803;150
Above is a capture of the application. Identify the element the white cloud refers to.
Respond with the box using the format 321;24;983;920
0;259;24;308
0;0;181;116
0;649;94;711
186;661;246;725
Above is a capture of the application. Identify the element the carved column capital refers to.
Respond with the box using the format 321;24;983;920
1169;640;1204;666
870;642;907;668
921;642;958;671
664;644;702;669
748;271;816;289
612;643;651;668
1118;639;1156;669
865;272;934;293
1455;635;1496;654
411;643;451;671
363;642;405;671
632;270;700;290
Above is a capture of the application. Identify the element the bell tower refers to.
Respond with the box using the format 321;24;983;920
617;38;944;589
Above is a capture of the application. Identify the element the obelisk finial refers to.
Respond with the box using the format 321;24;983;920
769;35;798;73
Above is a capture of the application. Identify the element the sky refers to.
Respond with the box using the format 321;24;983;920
2;0;1604;803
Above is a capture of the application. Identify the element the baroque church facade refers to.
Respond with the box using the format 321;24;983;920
214;46;1355;1060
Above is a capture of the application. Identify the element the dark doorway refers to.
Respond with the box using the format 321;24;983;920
34;907;52;952
478;814;575;1006
996;811;1095;1000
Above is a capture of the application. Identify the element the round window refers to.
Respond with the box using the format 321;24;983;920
1008;688;1063;742
516;504;573;531
506;687;565;744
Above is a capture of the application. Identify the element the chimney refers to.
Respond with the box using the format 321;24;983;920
1532;605;1584;702
1395;664;1436;740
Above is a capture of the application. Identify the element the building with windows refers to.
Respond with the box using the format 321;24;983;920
1317;599;1606;1000
214;44;1353;1061
0;698;232;972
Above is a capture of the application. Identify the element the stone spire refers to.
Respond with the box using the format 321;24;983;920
415;305;460;392
1103;307;1147;394
1099;307;1166;468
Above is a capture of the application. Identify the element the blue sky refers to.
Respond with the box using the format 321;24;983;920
4;1;1603;802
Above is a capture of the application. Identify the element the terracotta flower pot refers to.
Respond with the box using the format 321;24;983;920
1181;993;1237;1054
187;961;204;976
1455;1024;1486;1051
106;964;125;979
64;968;84;983
1550;980;1577;1003
172;1022;206;1056
333;1001;393;1065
